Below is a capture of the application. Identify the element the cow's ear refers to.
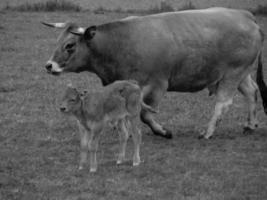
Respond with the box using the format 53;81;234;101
84;26;97;40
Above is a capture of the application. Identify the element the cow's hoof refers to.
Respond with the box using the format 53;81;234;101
198;134;213;140
198;135;204;140
163;128;173;139
205;135;213;139
243;127;254;135
153;128;173;139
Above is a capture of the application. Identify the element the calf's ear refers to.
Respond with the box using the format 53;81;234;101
67;83;74;88
79;90;88;99
84;26;97;40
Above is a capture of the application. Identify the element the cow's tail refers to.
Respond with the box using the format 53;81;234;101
256;51;267;114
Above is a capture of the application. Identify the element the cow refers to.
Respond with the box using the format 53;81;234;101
60;81;156;172
43;7;267;139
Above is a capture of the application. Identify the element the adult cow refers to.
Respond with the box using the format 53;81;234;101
43;7;267;139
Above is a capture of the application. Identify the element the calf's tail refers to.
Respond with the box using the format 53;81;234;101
256;51;267;114
141;102;158;114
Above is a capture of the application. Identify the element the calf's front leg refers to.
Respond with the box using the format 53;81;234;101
78;124;89;170
88;124;103;172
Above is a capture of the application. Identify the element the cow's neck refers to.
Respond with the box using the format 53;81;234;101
91;57;120;86
88;38;123;86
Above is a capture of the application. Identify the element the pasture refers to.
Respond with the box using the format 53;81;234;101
0;10;267;200
1;0;267;10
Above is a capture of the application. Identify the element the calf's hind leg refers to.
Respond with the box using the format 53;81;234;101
117;119;129;165
128;116;142;166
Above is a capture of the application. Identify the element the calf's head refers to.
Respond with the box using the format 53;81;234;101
60;85;82;114
42;22;97;75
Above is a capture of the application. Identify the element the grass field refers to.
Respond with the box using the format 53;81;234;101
0;10;267;200
1;0;267;10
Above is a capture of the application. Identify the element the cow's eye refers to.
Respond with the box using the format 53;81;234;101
65;43;75;50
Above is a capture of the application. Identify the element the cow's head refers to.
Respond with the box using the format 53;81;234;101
42;22;97;75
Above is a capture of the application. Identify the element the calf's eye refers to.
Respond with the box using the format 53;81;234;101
69;99;76;103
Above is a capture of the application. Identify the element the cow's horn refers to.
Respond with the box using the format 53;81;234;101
41;22;67;28
69;27;85;36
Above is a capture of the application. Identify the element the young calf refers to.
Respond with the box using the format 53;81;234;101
60;80;156;172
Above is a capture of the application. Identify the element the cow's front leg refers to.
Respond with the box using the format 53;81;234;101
141;81;172;139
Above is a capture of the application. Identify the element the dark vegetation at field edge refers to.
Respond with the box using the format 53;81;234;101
3;0;81;12
3;0;196;13
252;4;267;16
3;0;267;16
93;1;196;14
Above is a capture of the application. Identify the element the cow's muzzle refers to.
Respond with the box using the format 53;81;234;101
45;63;57;75
45;63;52;71
45;61;62;75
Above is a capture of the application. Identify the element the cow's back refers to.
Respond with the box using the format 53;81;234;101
92;8;262;91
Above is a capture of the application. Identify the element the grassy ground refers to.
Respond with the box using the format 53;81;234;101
1;0;267;10
0;11;267;200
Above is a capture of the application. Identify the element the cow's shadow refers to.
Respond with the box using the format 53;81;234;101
172;126;267;140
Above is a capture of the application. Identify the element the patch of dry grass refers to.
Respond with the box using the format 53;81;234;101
0;11;267;200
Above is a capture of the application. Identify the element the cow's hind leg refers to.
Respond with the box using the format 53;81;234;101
117;119;129;165
200;81;237;139
141;81;172;139
238;75;259;134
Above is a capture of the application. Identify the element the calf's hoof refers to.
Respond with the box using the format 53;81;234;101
116;159;124;165
90;168;97;173
198;134;213;140
153;127;173;139
133;161;141;166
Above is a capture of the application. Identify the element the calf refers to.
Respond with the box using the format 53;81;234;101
60;80;156;172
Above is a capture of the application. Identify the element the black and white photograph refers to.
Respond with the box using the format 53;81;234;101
1;0;267;199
